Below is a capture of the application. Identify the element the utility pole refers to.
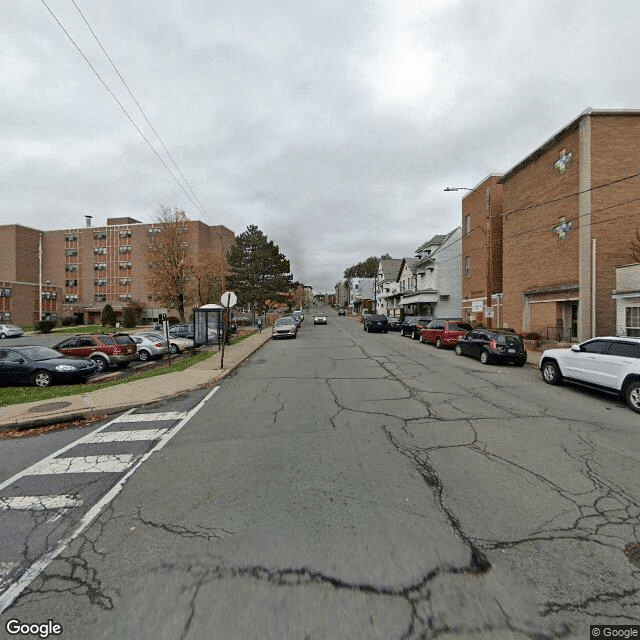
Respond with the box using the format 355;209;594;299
38;233;43;321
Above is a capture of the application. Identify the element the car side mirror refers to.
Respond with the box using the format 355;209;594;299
570;344;581;352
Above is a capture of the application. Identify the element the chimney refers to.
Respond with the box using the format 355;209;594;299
85;215;93;227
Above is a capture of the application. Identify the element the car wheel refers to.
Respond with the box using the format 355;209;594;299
435;337;442;349
169;343;180;354
138;349;150;362
541;360;562;385
0;333;5;339
419;333;425;343
479;350;490;365
400;328;405;336
624;379;640;413
454;344;463;356
32;370;53;387
412;330;418;340
91;356;108;373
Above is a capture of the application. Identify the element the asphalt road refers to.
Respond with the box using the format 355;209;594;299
0;312;638;639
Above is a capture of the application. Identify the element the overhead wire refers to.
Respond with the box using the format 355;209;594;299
69;0;212;224
40;0;210;222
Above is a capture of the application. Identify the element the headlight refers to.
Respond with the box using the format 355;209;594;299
55;364;77;371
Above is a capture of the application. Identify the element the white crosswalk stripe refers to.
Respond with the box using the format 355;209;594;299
110;412;187;422
84;429;169;443
28;454;136;475
0;495;83;510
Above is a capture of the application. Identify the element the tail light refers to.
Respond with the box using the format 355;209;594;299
155;342;163;347
488;339;497;350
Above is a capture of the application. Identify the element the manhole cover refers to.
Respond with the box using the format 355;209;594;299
28;401;73;414
624;542;640;566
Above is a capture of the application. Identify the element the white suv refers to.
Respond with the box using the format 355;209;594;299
540;336;640;413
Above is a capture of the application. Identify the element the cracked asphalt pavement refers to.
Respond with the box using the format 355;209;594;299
0;310;638;639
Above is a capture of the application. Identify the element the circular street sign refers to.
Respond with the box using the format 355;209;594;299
221;291;237;308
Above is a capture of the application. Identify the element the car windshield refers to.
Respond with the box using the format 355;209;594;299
13;346;61;361
449;323;473;331
275;318;294;326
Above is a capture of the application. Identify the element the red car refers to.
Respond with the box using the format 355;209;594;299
419;320;472;349
53;333;137;373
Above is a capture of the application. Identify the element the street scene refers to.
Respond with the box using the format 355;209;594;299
3;2;640;639
0;311;638;639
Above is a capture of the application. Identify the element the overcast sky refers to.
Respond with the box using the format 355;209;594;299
2;1;639;291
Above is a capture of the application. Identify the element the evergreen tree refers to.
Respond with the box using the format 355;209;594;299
226;225;293;316
101;303;117;327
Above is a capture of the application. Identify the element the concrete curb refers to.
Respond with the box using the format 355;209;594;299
0;333;271;433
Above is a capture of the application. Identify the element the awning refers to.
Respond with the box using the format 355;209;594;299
399;291;439;304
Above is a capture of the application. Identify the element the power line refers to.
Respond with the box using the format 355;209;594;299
69;0;212;224
40;0;207;221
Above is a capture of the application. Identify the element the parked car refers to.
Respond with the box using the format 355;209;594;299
0;323;24;339
400;317;433;339
0;345;96;387
386;317;402;331
455;329;527;366
361;313;373;325
168;324;195;339
148;332;194;354
337;309;346;316
53;333;137;373
234;316;252;326
539;336;640;413
313;313;327;325
420;319;472;348
131;333;169;361
272;316;298;339
364;314;389;333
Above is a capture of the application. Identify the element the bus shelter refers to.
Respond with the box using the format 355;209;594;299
193;304;224;347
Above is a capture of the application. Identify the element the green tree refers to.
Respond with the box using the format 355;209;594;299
343;256;379;279
226;225;293;317
101;303;117;327
122;299;143;328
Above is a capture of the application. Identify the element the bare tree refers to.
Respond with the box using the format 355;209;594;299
145;205;192;322
187;249;228;307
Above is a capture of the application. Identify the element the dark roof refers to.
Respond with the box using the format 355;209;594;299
415;235;446;253
379;259;403;281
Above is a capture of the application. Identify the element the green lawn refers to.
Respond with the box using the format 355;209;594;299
0;351;215;407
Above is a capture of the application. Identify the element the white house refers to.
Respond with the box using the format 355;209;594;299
375;259;403;316
398;229;462;318
613;263;640;336
350;278;374;314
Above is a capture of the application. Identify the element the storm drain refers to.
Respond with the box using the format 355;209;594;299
624;542;640;567
28;401;73;414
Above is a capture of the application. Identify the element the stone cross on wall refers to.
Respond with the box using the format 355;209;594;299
553;148;572;173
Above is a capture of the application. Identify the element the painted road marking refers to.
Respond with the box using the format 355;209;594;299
0;563;18;589
85;429;169;443
28;455;136;475
0;495;83;510
110;412;188;422
0;386;220;614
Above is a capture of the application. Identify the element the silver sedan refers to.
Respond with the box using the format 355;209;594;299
131;333;169;361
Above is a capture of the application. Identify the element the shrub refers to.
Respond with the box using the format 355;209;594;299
122;306;138;328
34;320;57;334
61;316;76;327
101;304;117;327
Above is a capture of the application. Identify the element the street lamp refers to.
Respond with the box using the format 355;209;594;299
445;185;493;327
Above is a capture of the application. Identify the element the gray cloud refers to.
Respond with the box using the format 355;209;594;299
2;0;640;290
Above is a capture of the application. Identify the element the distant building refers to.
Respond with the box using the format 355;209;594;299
349;278;374;314
375;258;402;316
0;217;234;326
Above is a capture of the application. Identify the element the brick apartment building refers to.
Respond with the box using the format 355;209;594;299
0;216;234;326
500;108;640;341
460;109;640;341
460;174;504;327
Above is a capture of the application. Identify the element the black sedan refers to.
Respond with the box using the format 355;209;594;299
455;329;527;366
364;315;389;333
0;346;97;387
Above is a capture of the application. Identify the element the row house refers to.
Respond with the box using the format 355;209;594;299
459;108;640;341
349;278;374;314
374;259;402;316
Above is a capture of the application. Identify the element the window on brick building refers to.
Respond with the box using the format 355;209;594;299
94;231;107;240
94;247;107;255
65;249;78;257
94;279;107;287
465;214;471;236
465;256;471;278
94;263;107;270
65;233;78;242
65;264;78;272
94;294;106;302
119;294;132;301
119;230;132;238
625;306;640;337
119;262;132;270
119;245;132;254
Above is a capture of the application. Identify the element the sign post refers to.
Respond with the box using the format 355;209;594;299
220;291;237;369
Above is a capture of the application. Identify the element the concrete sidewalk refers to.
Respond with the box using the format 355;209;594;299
0;331;272;432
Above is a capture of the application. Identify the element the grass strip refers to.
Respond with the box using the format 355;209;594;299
0;351;215;407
